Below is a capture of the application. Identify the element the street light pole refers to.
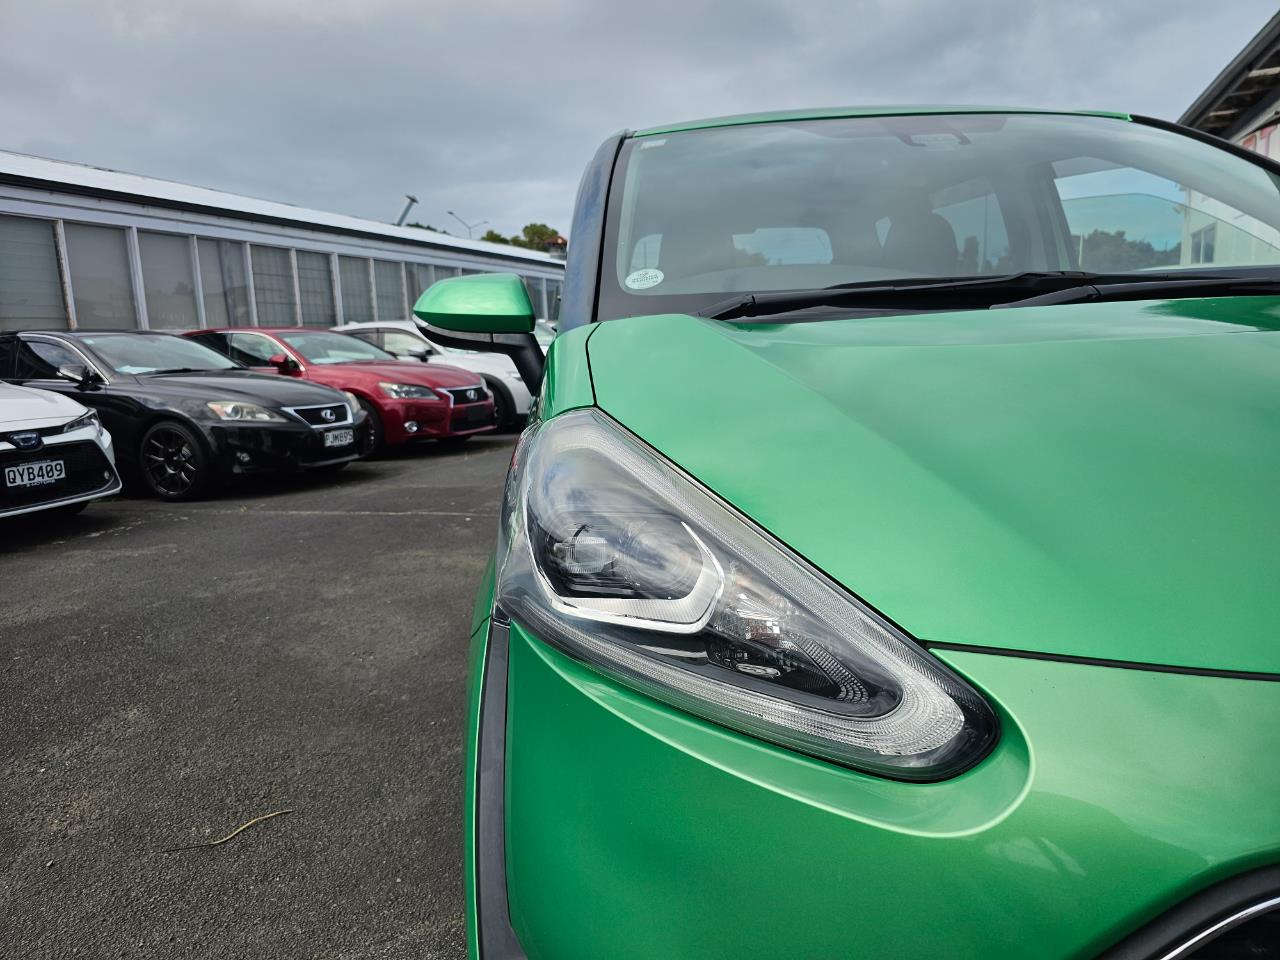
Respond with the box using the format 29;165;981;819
447;210;489;239
395;195;419;227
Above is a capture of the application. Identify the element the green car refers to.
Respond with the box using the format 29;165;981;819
416;108;1280;959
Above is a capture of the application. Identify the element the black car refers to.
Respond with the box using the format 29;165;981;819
0;331;367;501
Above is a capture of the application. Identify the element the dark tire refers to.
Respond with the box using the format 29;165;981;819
484;378;515;431
358;398;385;457
138;421;211;501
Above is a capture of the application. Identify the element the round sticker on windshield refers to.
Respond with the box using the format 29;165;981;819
624;268;664;290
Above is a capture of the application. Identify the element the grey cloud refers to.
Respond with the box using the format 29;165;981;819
0;0;1274;237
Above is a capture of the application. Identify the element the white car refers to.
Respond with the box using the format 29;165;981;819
0;382;122;519
333;320;534;429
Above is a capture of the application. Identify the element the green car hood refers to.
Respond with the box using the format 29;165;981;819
585;296;1280;675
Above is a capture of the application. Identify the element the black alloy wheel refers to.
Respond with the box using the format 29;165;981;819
139;421;209;501
485;378;514;432
358;398;385;457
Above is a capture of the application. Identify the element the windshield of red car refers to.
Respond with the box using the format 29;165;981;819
279;331;397;364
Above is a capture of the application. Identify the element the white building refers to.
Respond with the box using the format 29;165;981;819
0;150;563;333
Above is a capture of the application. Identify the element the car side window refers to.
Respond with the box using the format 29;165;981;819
16;339;79;380
190;332;230;356
227;333;282;366
383;330;432;356
346;329;382;348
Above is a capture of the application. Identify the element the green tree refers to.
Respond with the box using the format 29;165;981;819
510;223;561;251
480;229;511;245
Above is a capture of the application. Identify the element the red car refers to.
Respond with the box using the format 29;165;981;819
186;328;495;452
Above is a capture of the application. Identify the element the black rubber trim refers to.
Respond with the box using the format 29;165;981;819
1131;114;1280;180
1096;864;1280;959
474;614;528;960
923;641;1280;683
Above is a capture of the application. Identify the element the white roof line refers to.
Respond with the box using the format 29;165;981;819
0;147;561;267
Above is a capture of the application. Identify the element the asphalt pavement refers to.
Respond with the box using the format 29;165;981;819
0;434;517;959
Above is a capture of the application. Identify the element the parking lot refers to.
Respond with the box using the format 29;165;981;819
0;435;516;959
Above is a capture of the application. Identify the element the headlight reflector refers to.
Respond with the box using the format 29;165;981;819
496;409;997;781
59;409;101;434
379;382;438;399
205;401;286;422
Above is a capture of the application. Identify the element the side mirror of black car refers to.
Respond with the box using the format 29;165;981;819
267;353;300;374
57;363;100;389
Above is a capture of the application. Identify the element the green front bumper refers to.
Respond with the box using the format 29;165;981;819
469;614;1279;960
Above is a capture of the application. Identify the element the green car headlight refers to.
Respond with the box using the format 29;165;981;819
496;408;997;781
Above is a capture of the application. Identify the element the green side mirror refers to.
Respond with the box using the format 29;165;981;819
412;273;534;334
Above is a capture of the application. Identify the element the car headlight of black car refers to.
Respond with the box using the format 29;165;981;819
495;408;998;782
203;401;287;422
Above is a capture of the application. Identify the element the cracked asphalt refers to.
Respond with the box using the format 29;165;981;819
0;435;516;959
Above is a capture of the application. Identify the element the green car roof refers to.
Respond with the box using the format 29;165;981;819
633;104;1131;137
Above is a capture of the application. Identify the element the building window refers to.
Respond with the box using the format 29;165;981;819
296;251;335;327
338;255;374;323
373;259;405;322
523;276;545;317
138;231;198;329
1191;223;1217;264
251;245;297;326
432;264;458;285
546;279;562;320
0;214;66;332
63;222;137;330
405;263;432;310
197;239;250;327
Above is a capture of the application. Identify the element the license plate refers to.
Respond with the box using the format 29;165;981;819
5;460;65;488
323;428;354;448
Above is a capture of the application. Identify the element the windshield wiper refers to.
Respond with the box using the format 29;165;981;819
147;367;212;375
698;270;1280;322
991;274;1280;309
698;272;1096;321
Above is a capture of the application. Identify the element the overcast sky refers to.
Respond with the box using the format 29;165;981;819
1;1;1275;239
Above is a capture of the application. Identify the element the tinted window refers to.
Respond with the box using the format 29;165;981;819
278;331;394;364
228;332;284;365
80;334;238;374
16;338;80;379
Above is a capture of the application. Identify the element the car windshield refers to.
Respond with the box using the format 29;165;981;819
601;112;1280;320
81;334;240;375
279;331;396;364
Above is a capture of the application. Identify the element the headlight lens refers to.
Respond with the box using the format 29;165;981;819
342;391;362;415
59;409;101;434
496;409;997;781
205;401;286;422
379;382;438;399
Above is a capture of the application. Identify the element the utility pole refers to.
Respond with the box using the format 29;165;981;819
395;195;418;226
447;210;488;239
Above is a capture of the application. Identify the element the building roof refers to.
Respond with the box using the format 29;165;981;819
1181;11;1280;140
0;148;562;269
633;105;1130;137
